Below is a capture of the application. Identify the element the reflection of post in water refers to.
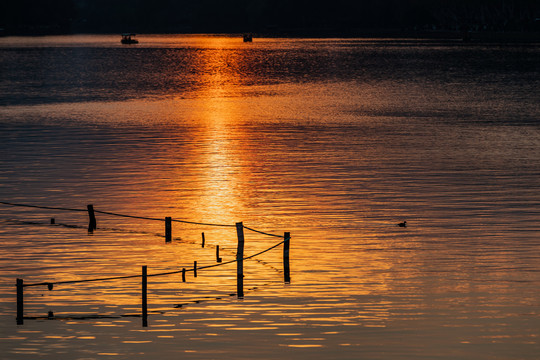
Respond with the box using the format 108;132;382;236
236;222;245;299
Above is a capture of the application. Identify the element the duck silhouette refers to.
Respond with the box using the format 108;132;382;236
397;221;407;227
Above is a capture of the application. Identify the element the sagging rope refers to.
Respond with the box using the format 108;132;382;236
243;225;283;238
94;209;236;228
22;238;286;288
1;201;281;234
0;201;86;213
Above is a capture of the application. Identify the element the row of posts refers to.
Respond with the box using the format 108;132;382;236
17;220;291;326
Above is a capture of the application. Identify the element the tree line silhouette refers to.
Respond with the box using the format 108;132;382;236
1;0;538;36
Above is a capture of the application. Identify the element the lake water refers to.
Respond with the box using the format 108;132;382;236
0;34;539;359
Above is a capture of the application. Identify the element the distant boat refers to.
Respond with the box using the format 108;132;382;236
397;221;407;227
121;33;139;44
243;33;253;42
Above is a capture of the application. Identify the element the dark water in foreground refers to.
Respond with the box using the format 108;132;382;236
0;35;539;359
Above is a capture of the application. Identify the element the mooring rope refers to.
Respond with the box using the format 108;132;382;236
1;200;282;237
94;209;237;228
1;201;235;228
22;238;285;288
0;201;86;212
243;225;283;238
92;209;163;222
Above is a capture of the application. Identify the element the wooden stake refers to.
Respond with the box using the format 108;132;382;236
87;204;96;233
201;232;205;248
284;232;291;284
216;245;222;263
182;268;186;282
50;218;55;225
16;278;23;325
142;266;148;327
236;222;244;299
193;261;197;278
165;217;172;242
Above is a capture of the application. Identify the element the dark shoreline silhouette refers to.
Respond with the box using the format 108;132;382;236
2;29;539;45
1;0;538;43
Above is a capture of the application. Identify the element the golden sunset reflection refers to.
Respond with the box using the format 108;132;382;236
1;34;539;360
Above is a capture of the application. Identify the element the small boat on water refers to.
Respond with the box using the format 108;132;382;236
243;33;253;42
121;33;138;44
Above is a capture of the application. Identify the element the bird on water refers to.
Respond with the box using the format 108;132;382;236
397;221;407;227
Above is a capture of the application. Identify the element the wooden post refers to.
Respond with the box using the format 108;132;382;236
201;232;205;248
182;268;186;282
216;245;222;263
16;278;23;325
87;204;96;233
50;218;55;225
193;261;197;278
142;266;148;327
284;232;291;284
165;217;172;243
236;222;244;299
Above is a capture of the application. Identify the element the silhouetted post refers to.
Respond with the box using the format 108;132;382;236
193;261;197;278
182;268;186;282
236;222;244;299
16;278;23;325
142;266;148;327
283;232;291;283
50;218;55;225
201;232;205;248
165;217;172;242
216;245;222;263
87;204;96;233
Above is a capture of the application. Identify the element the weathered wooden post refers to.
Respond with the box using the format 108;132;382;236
193;261;197;278
216;245;222;263
201;232;205;248
142;266;148;327
165;217;172;243
182;268;186;282
236;222;245;299
87;204;96;233
50;218;55;225
283;232;291;283
16;278;23;325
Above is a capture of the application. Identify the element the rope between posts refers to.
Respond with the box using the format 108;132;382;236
0;201;86;213
1;201;281;236
22;239;286;288
243;225;283;238
171;218;236;228
94;210;237;228
93;210;163;222
1;201;235;228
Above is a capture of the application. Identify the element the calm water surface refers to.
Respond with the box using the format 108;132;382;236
0;35;539;359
